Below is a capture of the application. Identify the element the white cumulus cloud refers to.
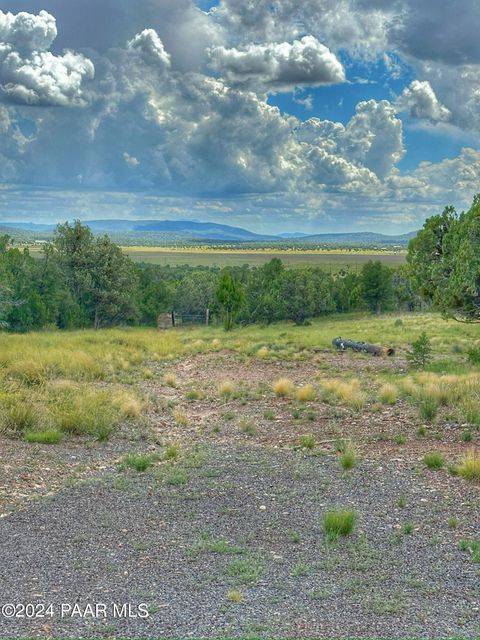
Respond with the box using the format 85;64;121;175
208;36;345;91
0;9;94;106
396;80;451;123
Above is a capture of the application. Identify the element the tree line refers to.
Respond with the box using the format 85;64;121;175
9;197;480;334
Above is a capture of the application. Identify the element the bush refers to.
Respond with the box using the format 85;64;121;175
406;332;433;369
323;508;356;540
467;346;480;365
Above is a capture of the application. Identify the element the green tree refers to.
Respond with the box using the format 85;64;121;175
408;195;480;322
406;332;433;369
361;261;394;314
216;270;245;331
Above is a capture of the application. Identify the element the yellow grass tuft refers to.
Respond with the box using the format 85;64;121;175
212;339;222;350
458;449;480;482
296;384;316;402
113;392;143;418
218;380;235;397
256;346;269;358
273;378;294;397
173;410;189;426
379;384;397;405
164;373;178;388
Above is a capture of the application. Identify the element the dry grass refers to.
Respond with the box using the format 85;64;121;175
218;380;236;397
379;384;397;405
173;410;189;426
296;384;316;402
164;373;178;388
320;378;366;410
273;378;294;398
458;449;480;482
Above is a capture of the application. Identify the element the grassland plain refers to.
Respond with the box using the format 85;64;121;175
0;312;479;638
120;246;406;270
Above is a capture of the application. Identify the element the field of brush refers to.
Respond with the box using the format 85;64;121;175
0;312;479;638
120;246;406;269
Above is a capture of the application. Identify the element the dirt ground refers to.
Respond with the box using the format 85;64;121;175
0;350;478;638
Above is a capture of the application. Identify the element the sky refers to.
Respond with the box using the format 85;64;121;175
0;1;479;234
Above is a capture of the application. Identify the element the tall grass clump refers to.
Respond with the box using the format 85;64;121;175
458;449;480;482
296;384;316;402
25;429;63;445
340;444;357;471
423;452;445;469
379;384;397;405
52;390;122;441
323;509;356;541
273;378;294;398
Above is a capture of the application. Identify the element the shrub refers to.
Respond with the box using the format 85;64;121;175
406;332;433;369
458;449;480;482
25;429;63;444
273;378;294;397
296;384;316;402
323;508;356;540
227;590;243;603
379;384;397;405
164;444;179;460
423;452;445;469
113;392;142;418
467;346;480;365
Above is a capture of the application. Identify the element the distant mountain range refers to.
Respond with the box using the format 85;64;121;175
0;219;417;246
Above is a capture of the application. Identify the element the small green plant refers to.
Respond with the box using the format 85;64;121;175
340;445;357;471
239;418;256;436
289;531;301;543
416;425;427;437
225;558;262;584
25;429;63;445
291;562;310;577
163;467;188;485
401;522;414;535
223;411;235;421
397;496;407;508
406;332;433;369
263;408;275;420
459;539;480;563
423;452;445;469
448;517;459;529
164;444;179;460
121;454;153;472
419;397;438;422
462;430;473;443
299;434;316;450
323;508;356;541
394;433;406;445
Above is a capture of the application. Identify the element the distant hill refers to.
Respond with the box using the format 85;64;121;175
288;231;417;246
0;220;417;247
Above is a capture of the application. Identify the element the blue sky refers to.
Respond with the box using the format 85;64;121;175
0;0;479;233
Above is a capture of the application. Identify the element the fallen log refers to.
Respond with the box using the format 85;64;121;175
332;337;395;357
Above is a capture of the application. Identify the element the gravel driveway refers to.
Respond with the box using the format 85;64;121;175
0;445;478;639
